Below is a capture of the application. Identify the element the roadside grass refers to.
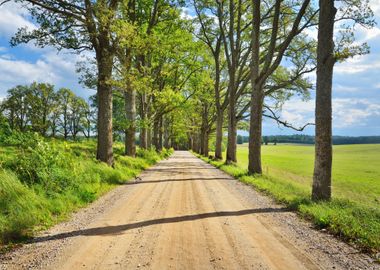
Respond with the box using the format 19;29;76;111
0;135;172;246
196;144;380;253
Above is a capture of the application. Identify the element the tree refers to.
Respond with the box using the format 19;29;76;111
312;0;335;201
27;83;55;135
215;0;252;164
248;0;316;174
9;0;121;165
70;96;88;140
263;136;268;145
1;85;29;131
311;0;374;201
237;135;243;144
57;88;75;140
193;0;228;160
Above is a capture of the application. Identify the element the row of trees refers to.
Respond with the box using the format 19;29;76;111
0;83;93;140
4;0;374;201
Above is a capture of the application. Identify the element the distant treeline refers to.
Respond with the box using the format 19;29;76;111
236;134;380;145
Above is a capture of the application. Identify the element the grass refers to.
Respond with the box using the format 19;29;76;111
198;143;380;254
0;136;172;246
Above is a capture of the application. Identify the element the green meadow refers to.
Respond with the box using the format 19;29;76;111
201;143;380;253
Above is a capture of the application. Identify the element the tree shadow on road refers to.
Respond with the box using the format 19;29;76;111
32;208;291;243
125;177;232;185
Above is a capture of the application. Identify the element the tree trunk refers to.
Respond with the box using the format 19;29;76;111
163;117;170;149
147;125;152;149
158;116;163;151
96;52;114;166
248;0;263;174
139;92;148;149
188;135;192;151
226;92;237;163
152;118;160;151
201;105;210;157
124;87;136;157
213;39;224;160
203;131;209;157
215;109;223;159
248;85;264;174
312;0;336;201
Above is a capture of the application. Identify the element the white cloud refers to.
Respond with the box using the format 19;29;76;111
335;53;380;74
277;98;380;130
356;26;380;42
335;84;360;93
0;2;36;38
0;49;90;96
369;0;380;15
332;98;380;127
0;56;58;85
180;7;196;20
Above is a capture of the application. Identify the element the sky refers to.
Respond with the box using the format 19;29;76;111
0;1;379;137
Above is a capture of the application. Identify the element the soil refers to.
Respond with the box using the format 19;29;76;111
0;151;378;270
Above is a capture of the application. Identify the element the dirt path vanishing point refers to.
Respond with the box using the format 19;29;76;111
0;151;378;270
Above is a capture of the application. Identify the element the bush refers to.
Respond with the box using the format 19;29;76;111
9;138;75;193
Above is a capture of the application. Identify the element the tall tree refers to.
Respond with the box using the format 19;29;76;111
9;0;120;165
248;0;316;174
1;86;30;131
57;88;75;139
311;0;374;200
193;0;228;160
311;0;336;201
27;83;55;136
70;96;88;140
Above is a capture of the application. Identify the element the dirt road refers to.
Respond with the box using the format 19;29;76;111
1;151;377;270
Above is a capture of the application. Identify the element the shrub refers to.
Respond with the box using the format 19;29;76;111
0;170;50;242
10;139;75;193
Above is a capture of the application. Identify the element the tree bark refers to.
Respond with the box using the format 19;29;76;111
124;87;136;157
152;118;160;151
214;110;223;159
202;131;209;157
312;0;336;201
248;85;264;174
96;51;114;166
139;93;148;149
200;104;210;157
158;116;163;151
147;125;152;149
226;87;237;163
163;116;170;149
248;0;263;174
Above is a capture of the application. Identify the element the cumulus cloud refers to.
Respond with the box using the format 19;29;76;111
0;56;58;85
333;98;380;128
0;2;36;38
0;49;92;98
278;98;380;131
335;53;380;74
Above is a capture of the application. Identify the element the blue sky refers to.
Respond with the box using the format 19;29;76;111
0;1;379;136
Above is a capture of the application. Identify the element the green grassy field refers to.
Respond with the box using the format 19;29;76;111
0;134;172;247
201;143;380;253
236;144;380;209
